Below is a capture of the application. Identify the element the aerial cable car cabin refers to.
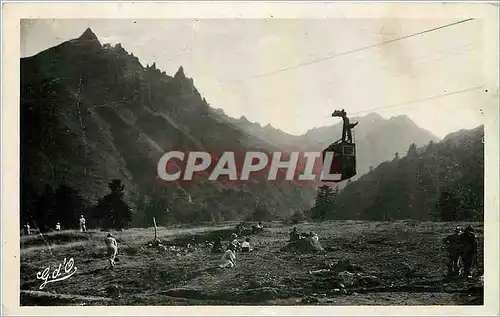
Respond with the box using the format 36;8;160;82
322;109;358;182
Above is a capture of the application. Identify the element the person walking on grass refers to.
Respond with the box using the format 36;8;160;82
105;233;118;269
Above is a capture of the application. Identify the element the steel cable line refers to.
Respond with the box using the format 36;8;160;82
253;42;478;107
159;18;476;101
322;41;477;89
349;86;484;116
221;18;476;86
313;85;484;119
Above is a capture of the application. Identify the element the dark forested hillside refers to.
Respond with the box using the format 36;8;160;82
321;125;484;221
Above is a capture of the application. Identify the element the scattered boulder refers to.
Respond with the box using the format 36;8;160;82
336;271;382;288
282;236;324;253
328;259;364;273
246;279;265;289
237;287;278;302
307;259;381;293
251;224;264;234
105;285;121;298
161;287;204;299
301;295;319;304
20;290;112;306
337;271;357;287
392;261;418;279
146;239;168;251
235;222;264;236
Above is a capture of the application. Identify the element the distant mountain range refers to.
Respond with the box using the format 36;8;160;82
221;111;439;178
21;28;465;225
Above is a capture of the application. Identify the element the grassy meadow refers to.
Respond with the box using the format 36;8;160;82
20;220;484;306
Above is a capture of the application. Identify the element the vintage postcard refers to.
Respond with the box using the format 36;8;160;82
1;1;499;316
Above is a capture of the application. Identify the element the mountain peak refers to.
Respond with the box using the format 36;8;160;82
73;28;102;49
389;114;416;126
79;28;98;41
390;114;411;121
174;66;186;79
364;112;383;120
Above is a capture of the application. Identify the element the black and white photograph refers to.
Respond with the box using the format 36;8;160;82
1;1;499;314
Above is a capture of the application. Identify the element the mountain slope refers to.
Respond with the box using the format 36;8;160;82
20;28;316;226
222;111;440;177
326;125;484;221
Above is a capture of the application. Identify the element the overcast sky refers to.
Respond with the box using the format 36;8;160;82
21;19;487;138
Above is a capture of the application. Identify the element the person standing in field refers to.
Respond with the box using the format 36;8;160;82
24;223;31;235
55;222;61;231
79;215;87;232
443;226;462;277
105;233;118;269
459;225;478;279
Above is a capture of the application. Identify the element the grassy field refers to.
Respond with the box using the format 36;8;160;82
20;220;484;306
